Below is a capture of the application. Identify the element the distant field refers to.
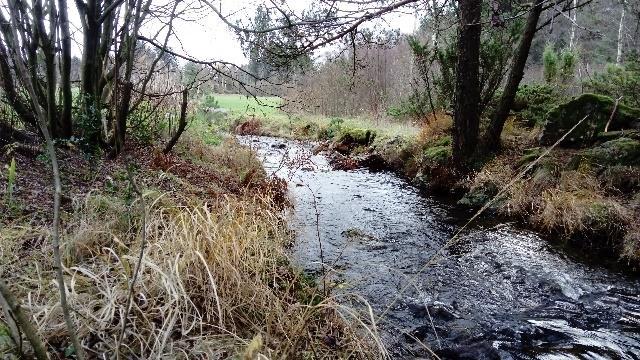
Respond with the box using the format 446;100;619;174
196;93;419;142
213;94;283;118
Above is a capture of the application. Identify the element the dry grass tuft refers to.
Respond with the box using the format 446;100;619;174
417;112;452;142
0;132;382;358
533;171;631;237
1;191;383;358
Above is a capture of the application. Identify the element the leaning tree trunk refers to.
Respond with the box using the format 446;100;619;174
483;0;543;152
452;0;482;169
163;89;189;154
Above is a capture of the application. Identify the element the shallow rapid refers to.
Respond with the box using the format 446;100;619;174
242;136;640;359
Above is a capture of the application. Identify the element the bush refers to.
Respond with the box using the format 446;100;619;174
584;56;640;108
200;94;220;110
513;83;563;125
317;117;344;140
543;44;559;84
127;101;166;145
559;49;578;83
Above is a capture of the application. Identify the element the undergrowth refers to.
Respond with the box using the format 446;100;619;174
0;132;383;358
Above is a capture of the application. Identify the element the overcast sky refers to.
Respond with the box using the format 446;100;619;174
68;0;421;65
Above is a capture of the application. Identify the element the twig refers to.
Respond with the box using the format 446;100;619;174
306;184;327;296
0;278;48;360
604;96;623;133
116;163;148;359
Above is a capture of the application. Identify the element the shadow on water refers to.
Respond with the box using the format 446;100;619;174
240;135;640;360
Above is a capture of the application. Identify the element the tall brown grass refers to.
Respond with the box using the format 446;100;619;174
1;190;384;358
0;134;385;358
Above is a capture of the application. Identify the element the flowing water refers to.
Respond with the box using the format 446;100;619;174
242;136;640;359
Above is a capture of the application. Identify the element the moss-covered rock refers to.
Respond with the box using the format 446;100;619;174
569;137;640;171
331;128;376;154
458;182;499;207
596;129;640;142
540;93;640;147
419;135;452;166
338;128;376;146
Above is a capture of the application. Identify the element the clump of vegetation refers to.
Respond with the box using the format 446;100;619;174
513;84;564;125
0;134;383;358
584;55;640;108
543;44;559;84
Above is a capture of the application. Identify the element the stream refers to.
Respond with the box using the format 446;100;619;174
242;135;640;359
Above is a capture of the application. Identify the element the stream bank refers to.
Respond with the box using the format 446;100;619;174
242;135;640;359
233;114;640;269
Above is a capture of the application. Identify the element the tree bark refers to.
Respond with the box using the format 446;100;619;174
452;0;482;168
58;0;74;137
617;1;626;64
163;89;189;154
483;1;543;152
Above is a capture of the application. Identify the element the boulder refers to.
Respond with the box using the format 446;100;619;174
569;137;640;171
332;128;376;155
337;128;375;146
458;182;499;207
540;93;640;148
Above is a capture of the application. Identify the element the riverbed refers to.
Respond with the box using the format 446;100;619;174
242;135;640;359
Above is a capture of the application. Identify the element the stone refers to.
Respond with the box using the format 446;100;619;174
540;93;640;148
569;137;640;171
458;182;499;207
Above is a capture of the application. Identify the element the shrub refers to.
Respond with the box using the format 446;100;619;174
200;94;220;110
513;84;563;125
559;49;578;84
127;101;167;145
583;56;640;108
543;44;558;84
317;117;344;140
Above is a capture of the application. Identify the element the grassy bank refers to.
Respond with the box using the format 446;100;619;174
213;94;640;268
0;126;382;357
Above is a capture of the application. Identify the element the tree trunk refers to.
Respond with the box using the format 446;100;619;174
617;1;626;64
452;0;482;169
569;0;577;49
164;90;189;154
58;0;73;137
0;41;38;131
483;1;543;152
113;81;133;155
78;0;103;143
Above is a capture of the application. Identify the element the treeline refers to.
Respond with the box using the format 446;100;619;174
285;0;638;121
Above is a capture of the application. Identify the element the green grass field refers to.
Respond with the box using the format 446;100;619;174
192;93;419;144
213;94;283;118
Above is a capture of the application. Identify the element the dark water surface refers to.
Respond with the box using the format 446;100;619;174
241;136;640;360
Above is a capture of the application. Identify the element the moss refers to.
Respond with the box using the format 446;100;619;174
430;135;452;147
422;145;451;165
337;128;376;146
584;201;629;235
458;182;499;207
599;166;640;194
570;137;640;170
540;93;640;147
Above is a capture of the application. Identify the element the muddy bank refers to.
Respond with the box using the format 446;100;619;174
242;135;640;359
